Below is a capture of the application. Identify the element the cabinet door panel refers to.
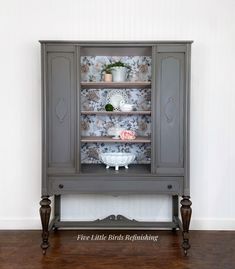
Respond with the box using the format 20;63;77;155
47;52;75;173
156;53;184;175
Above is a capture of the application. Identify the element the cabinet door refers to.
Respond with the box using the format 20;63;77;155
155;51;185;175
47;51;76;173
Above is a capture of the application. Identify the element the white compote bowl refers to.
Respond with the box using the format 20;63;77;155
100;153;135;171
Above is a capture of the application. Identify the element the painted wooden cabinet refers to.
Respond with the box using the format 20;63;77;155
40;41;192;255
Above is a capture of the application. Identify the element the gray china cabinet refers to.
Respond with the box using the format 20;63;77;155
40;41;192;255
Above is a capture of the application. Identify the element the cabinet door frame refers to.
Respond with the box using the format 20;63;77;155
41;45;77;196
152;44;191;196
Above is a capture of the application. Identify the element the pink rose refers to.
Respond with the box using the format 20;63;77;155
120;130;136;140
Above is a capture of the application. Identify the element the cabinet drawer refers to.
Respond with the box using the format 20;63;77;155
49;177;183;195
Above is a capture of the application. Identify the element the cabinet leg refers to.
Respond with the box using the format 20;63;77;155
180;196;192;256
39;196;51;254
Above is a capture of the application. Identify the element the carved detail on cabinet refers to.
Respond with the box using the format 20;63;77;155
163;97;176;123
55;98;68;123
95;214;138;223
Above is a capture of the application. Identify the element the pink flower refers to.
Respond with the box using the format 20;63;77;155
120;130;136;140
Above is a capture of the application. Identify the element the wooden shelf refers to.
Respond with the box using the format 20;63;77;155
81;110;151;115
81;136;151;143
81;164;151;175
81;81;151;89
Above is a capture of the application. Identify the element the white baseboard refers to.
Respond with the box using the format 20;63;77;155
0;218;234;230
190;219;235;230
0;218;41;230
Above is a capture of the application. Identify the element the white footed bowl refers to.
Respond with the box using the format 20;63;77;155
100;153;135;170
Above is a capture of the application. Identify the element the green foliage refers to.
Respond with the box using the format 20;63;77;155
101;65;112;74
105;103;114;111
101;61;131;74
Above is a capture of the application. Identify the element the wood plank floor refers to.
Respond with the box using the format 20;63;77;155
0;230;235;269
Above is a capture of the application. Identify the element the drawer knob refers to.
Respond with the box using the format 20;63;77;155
167;184;172;190
59;184;64;189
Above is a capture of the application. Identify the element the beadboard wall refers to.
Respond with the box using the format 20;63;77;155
0;0;235;230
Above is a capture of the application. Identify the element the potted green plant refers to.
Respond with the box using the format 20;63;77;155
101;64;113;82
102;61;131;82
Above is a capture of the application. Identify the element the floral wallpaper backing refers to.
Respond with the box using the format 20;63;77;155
81;56;151;82
81;56;152;164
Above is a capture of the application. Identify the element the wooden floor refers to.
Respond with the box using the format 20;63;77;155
0;230;235;269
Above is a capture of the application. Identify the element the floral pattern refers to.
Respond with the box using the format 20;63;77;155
81;56;152;164
81;88;151;112
81;143;151;164
81;115;151;137
81;56;152;82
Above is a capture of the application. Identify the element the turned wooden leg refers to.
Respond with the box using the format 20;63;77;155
180;196;192;255
39;196;51;254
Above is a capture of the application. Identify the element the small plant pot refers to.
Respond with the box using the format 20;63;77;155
104;73;112;82
111;67;128;82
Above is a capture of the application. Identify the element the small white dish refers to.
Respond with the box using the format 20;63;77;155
119;101;134;112
120;106;133;112
107;125;125;138
111;137;120;140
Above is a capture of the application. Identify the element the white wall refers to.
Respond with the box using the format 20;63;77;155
0;0;235;230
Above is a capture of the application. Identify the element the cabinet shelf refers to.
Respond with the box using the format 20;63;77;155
81;81;151;89
81;110;151;115
81;164;151;174
81;136;151;143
